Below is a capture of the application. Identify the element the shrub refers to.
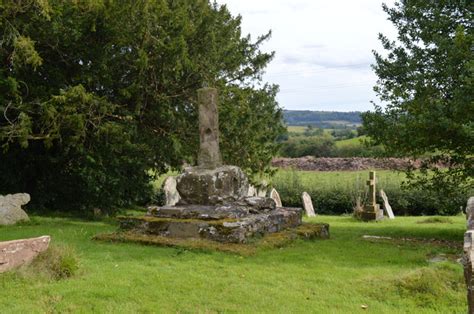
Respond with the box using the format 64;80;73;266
30;244;79;280
280;135;335;158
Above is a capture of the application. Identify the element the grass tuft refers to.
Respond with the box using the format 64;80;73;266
394;263;464;308
22;244;80;280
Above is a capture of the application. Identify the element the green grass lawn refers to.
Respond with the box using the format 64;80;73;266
0;215;466;313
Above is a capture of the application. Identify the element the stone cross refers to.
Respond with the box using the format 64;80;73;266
367;171;376;208
197;88;222;169
359;171;383;221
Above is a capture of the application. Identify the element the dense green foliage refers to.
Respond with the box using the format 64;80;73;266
0;1;284;213
0;215;465;312
363;0;474;196
273;170;468;215
283;110;361;128
280;133;335;158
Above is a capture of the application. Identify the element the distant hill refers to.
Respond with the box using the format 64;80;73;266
283;110;362;129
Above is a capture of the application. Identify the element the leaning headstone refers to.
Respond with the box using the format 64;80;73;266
463;197;474;313
380;190;395;219
301;192;316;217
0;193;30;225
0;236;50;273
247;185;257;197
163;176;180;206
270;188;282;207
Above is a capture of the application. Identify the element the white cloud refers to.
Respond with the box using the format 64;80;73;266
217;0;397;111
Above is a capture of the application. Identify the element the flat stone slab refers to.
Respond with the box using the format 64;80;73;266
0;236;50;273
119;207;302;243
147;197;276;220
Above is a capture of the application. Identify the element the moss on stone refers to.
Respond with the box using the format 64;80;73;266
93;222;329;256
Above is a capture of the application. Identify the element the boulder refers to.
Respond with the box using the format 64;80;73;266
0;193;30;225
176;166;248;205
0;236;50;273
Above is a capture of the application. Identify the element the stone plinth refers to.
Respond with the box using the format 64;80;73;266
176;166;248;205
148;196;276;220
119;207;302;243
360;205;384;221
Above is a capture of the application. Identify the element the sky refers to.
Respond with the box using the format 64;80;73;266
217;0;397;112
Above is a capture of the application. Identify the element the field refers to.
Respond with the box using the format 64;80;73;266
0;215;465;313
286;126;335;135
334;136;367;148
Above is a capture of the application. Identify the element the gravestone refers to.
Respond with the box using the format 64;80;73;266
0;236;50;273
463;197;474;313
380;189;395;219
301;192;316;217
467;197;474;230
359;171;383;221
118;88;314;244
247;185;257;197
270;188;282;207
163;176;180;206
257;187;268;198
0;193;30;225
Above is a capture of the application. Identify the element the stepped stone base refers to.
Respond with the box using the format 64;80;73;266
119;207;302;243
358;204;384;221
94;222;330;255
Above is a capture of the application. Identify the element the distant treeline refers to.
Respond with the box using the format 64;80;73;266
283;110;362;128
